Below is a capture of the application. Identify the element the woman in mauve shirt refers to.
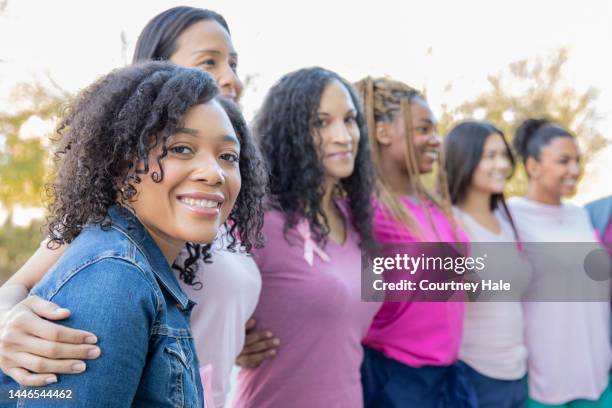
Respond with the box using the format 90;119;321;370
232;67;381;408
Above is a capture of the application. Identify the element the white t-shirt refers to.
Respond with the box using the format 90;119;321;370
177;234;261;408
455;207;531;380
508;196;611;404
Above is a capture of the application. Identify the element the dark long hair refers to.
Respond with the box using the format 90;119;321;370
46;62;265;286
133;6;230;63
444;120;519;239
254;67;376;252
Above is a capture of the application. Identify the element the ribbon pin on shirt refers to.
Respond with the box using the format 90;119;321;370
296;219;331;266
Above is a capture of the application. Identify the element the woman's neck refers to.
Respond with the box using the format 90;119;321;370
458;188;492;216
379;158;413;196
526;183;561;206
321;178;346;244
458;189;503;234
143;226;183;265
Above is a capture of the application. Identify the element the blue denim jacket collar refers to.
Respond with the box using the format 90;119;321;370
107;205;194;310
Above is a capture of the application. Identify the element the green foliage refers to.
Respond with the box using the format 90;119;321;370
0;216;45;284
438;48;608;197
0;82;69;281
0;83;67;209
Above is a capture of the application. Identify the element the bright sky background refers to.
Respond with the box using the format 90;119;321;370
0;0;611;223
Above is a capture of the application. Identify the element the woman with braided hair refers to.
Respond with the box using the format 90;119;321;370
354;77;477;408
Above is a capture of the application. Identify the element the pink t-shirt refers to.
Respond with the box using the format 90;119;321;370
233;204;381;408
362;197;466;367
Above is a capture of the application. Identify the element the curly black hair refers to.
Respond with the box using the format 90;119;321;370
254;67;376;252
46;61;266;285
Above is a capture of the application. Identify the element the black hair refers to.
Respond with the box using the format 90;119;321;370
513;118;573;167
46;61;266;286
254;67;376;252
444;120;519;239
133;6;230;63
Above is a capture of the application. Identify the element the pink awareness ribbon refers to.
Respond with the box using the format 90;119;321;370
296;219;331;266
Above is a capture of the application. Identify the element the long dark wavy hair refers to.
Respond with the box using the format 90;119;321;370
45;61;266;286
254;67;376;252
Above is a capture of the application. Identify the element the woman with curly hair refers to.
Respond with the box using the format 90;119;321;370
231;67;381;407
508;118;612;408
0;61;264;407
353;77;476;408
0;7;268;407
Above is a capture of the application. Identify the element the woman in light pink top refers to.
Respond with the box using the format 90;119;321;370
354;77;476;408
510;118;612;407
232;67;381;408
445;121;531;408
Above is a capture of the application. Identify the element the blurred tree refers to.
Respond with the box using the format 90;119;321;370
438;48;608;196
0;82;68;208
0;218;44;284
0;82;69;282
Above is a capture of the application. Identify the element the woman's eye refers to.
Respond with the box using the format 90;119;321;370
170;145;193;155
314;119;328;128
200;59;216;68
220;153;239;163
230;61;238;71
345;116;356;124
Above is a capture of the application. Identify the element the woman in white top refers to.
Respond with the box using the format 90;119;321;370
444;121;531;408
0;7;276;408
509;118;612;407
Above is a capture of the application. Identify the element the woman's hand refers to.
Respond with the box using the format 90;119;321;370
0;295;101;386
235;318;280;368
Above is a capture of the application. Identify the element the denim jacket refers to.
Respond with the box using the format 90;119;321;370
2;206;203;408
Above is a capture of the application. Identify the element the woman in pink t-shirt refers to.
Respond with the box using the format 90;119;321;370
232;67;381;408
354;77;476;408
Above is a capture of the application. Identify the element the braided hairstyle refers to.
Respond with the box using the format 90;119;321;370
354;77;454;240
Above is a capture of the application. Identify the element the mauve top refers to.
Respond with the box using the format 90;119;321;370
232;202;381;408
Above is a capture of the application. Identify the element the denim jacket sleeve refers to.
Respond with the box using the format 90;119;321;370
23;257;159;408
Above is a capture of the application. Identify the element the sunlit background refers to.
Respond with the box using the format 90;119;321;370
1;0;611;280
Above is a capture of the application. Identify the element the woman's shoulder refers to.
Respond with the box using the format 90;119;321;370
32;225;159;306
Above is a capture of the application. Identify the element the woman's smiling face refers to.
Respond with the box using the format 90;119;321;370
131;100;241;258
